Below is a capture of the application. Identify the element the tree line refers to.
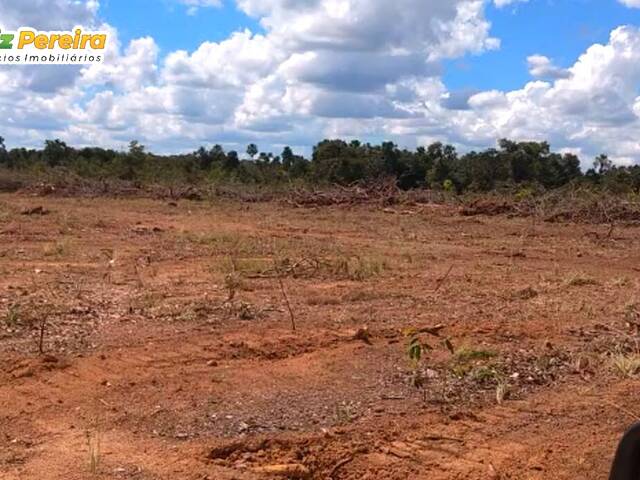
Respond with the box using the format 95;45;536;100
1;136;639;194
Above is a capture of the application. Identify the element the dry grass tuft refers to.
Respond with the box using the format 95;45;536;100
565;272;599;287
611;353;640;378
455;347;498;363
43;239;70;257
306;294;341;306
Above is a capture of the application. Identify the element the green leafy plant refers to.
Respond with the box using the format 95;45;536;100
515;187;534;202
404;326;454;402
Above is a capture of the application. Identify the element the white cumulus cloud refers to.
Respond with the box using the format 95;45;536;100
527;55;571;79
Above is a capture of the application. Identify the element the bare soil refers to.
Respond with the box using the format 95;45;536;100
1;193;639;479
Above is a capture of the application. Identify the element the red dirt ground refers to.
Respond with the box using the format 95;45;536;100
1;193;639;479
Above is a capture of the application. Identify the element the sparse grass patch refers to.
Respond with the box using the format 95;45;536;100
469;365;500;383
236;301;258;320
93;218;108;229
184;230;342;260
624;301;639;324
332;255;387;281
565;272;599;287
610;276;631;288
4;304;20;327
342;290;379;303
611;353;640;377
223;301;261;320
496;380;509;405
306;294;341;306
219;256;272;277
0;202;12;222
58;212;81;234
401;252;414;264
190;231;264;255
211;253;387;282
334;400;360;424
129;291;162;313
455;346;498;363
43;238;70;257
449;346;500;381
450;363;504;386
512;286;538;300
85;430;101;474
223;272;245;301
280;254;387;281
534;353;564;372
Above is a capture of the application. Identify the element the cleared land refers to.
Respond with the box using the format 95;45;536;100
1;193;639;479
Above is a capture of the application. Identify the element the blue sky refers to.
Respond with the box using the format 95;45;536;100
101;0;263;52
99;0;640;93
445;0;640;91
1;0;640;163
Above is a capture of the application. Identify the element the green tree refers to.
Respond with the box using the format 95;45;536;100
210;144;226;166
426;142;458;188
224;150;240;170
0;136;7;166
457;148;509;191
122;140;146;180
282;146;294;171
195;146;211;170
43;139;70;167
246;143;258;160
258;152;272;164
312;139;371;184
594;154;612;175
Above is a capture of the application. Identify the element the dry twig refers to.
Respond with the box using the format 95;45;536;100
434;265;454;292
274;258;296;332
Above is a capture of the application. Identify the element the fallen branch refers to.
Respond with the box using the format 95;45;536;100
329;455;354;478
417;324;446;336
